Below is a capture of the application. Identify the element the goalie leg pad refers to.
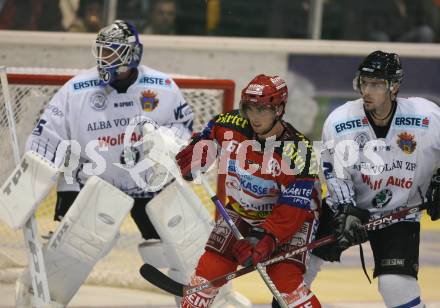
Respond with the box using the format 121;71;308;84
0;151;59;229
15;272;64;308
211;282;252;308
138;239;168;269
146;181;214;284
17;176;133;306
15;271;33;308
146;181;217;306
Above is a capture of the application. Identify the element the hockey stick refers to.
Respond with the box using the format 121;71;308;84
198;176;289;307
140;202;428;297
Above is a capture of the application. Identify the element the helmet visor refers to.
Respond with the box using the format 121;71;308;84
239;100;276;118
359;76;389;93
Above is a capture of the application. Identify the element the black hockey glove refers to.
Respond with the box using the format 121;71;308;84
426;169;440;221
312;199;345;262
334;203;370;250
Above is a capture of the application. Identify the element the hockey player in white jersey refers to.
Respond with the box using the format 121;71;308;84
305;50;440;308
16;20;250;307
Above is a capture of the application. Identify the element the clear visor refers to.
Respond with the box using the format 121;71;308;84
239;101;276;118
353;75;390;93
92;40;131;69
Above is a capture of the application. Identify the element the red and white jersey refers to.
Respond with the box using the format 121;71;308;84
322;97;440;224
199;110;320;243
26;65;193;197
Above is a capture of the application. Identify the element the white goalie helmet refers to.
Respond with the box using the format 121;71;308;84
92;19;143;86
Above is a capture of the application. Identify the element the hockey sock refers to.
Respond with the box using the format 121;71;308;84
378;274;425;308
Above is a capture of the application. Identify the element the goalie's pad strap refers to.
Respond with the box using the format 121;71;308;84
0;151;59;229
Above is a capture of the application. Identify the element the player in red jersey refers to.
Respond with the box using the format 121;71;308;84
176;74;322;307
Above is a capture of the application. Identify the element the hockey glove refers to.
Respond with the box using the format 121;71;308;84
251;233;277;265
312;199;345;262
175;133;216;181
334;203;370;250
232;227;276;267
426;169;440;221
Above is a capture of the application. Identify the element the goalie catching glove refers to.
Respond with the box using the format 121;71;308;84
334;203;370;250
232;227;277;266
175;133;217;181
426;168;440;221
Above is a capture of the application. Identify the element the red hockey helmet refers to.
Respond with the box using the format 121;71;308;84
240;74;288;110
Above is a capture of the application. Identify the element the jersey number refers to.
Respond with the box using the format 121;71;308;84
32;119;47;136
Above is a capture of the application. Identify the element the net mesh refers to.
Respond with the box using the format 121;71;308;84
0;68;234;290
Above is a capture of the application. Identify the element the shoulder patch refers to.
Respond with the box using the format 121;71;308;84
138;75;172;87
393;114;430;129
333;116;369;134
71;79;100;91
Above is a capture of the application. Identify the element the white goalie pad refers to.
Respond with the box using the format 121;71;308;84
16;176;134;306
212;283;252;308
0;151;59;229
143;180;214;284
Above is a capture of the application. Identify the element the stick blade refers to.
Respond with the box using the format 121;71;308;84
139;263;184;297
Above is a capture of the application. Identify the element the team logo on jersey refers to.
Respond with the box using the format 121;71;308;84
140;90;159;112
396;132;416;154
373;189;393;209
354;132;371;150
89;92;108;111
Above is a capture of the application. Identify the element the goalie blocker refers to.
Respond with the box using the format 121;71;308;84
16;176;134;307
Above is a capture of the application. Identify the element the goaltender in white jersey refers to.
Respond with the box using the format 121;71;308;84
27;64;192;196
14;20;250;307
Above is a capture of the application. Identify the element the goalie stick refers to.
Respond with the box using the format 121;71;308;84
140;201;428;297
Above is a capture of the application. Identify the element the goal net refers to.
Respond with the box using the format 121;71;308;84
0;67;234;290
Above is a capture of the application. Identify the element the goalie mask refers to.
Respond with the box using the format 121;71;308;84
92;20;143;86
239;74;288;119
353;50;403;93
